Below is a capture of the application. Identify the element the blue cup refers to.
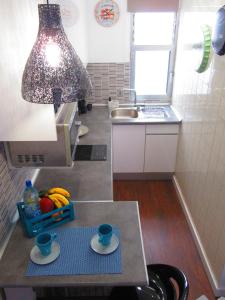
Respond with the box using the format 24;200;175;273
98;224;113;246
36;232;57;256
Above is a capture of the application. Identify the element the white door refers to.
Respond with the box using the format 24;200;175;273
112;125;145;173
144;134;178;172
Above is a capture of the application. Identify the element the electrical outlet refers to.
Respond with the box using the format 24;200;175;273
117;89;123;97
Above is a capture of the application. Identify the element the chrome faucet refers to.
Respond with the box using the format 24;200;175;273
123;88;137;107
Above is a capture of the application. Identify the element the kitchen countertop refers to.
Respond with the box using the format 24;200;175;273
110;105;182;124
35;106;113;202
35;104;180;202
0;202;148;288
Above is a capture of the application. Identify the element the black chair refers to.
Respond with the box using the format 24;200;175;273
109;264;189;300
148;264;189;300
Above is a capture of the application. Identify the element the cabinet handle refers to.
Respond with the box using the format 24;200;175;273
75;121;81;126
146;134;178;136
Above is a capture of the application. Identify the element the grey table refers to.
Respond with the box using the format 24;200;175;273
0;202;148;288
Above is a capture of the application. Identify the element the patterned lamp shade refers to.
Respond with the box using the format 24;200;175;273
22;4;92;104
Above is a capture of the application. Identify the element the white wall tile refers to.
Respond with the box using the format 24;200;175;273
173;0;225;287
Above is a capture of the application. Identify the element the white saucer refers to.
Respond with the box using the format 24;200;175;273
30;241;60;265
78;125;89;137
90;234;119;255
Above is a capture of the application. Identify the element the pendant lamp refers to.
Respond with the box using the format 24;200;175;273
22;2;92;104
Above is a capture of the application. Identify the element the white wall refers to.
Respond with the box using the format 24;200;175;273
54;0;89;64
0;0;57;141
0;0;89;141
172;0;225;295
86;0;131;63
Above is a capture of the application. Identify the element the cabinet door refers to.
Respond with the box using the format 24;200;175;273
112;125;145;173
144;135;178;172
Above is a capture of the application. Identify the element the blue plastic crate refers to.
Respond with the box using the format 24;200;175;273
17;202;75;238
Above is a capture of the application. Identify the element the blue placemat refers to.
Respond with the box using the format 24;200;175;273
26;227;121;276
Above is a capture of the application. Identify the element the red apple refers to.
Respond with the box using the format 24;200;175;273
40;197;54;213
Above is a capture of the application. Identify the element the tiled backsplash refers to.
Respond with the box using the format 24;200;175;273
86;63;131;104
0;143;34;251
173;0;225;290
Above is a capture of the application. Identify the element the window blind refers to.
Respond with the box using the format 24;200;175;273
127;0;179;12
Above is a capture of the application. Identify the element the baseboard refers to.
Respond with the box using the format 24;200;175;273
113;172;173;180
172;175;225;297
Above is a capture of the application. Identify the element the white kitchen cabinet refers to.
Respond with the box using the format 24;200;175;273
144;133;178;173
146;124;179;134
112;125;145;173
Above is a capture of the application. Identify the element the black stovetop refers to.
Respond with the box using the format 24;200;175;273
74;145;107;161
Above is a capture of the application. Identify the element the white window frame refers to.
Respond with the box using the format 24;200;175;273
131;13;178;103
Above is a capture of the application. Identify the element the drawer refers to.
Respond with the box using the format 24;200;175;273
146;124;179;134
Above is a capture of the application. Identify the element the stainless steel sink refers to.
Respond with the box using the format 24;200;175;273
110;108;138;119
110;105;180;123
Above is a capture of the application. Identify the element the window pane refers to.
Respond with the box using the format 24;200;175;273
135;51;170;96
134;13;175;45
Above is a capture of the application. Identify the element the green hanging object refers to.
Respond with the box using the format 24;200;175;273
196;24;212;73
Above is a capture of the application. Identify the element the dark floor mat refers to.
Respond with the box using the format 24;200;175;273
74;145;107;161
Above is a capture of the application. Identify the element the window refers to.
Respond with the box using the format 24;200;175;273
131;13;177;101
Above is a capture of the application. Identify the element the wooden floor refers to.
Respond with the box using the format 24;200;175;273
113;180;215;300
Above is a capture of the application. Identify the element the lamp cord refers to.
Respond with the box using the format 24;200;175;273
46;0;50;26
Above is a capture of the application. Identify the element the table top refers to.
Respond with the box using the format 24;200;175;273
0;201;148;287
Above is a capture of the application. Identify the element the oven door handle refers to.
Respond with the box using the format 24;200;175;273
75;121;81;145
71;121;81;160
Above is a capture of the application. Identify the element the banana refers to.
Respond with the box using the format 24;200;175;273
49;193;70;206
48;194;63;208
48;194;64;221
48;187;71;198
